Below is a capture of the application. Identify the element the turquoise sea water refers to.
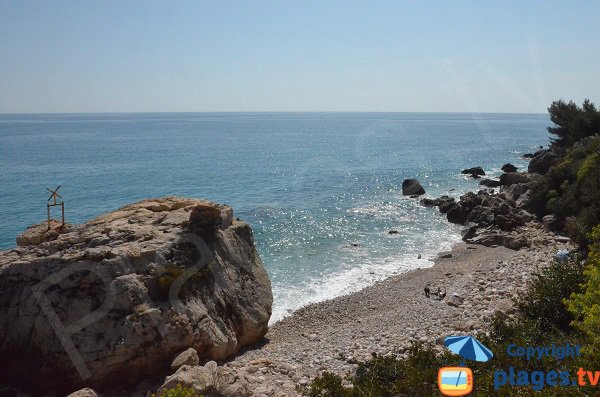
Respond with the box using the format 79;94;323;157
0;113;550;322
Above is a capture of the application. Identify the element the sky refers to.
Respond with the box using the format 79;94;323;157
1;1;599;113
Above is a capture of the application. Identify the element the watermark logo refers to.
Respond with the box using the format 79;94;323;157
439;335;494;395
438;366;473;396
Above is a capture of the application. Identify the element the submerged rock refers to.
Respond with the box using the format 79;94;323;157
0;197;272;394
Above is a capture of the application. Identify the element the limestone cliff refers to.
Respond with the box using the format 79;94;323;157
0;197;272;393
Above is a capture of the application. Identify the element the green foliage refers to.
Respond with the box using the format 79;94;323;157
568;225;600;367
151;384;203;397
305;371;349;397
529;135;600;245
548;99;600;147
516;256;585;332
304;344;452;397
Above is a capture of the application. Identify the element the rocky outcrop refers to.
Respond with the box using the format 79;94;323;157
402;179;425;196
528;149;560;174
425;169;538;249
0;197;272;394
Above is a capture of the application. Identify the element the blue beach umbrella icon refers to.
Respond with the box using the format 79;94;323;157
444;335;493;362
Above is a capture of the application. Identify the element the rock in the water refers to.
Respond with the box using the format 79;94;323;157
479;178;501;188
522;153;535;159
67;388;99;397
420;195;454;209
461;167;485;176
528;149;559;174
402;179;425;196
0;197;272;393
446;204;470;225
171;348;200;372
501;163;518;173
438;198;456;214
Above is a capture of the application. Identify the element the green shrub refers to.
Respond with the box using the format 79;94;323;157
516;256;585;332
151;384;203;397
568;225;600;366
304;344;451;397
529;134;600;245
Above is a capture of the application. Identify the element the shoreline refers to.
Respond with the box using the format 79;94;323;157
225;221;572;396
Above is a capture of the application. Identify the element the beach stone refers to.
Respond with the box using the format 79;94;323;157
446;295;464;307
158;361;249;397
402;179;425;196
171;348;200;371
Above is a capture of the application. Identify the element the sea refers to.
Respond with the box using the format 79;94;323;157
0;112;551;323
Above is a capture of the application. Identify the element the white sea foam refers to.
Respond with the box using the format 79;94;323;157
269;222;462;324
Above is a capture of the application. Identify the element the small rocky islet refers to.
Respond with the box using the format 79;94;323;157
0;149;571;396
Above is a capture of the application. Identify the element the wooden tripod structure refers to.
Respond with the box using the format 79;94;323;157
47;185;65;230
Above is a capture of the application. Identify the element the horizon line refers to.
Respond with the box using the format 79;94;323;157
0;110;548;116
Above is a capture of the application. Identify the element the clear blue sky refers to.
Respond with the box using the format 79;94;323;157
1;1;599;113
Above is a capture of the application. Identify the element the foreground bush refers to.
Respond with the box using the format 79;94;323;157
569;225;600;367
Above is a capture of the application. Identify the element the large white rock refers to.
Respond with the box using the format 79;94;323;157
0;197;272;394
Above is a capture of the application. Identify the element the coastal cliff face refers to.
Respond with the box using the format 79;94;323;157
0;197;272;393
